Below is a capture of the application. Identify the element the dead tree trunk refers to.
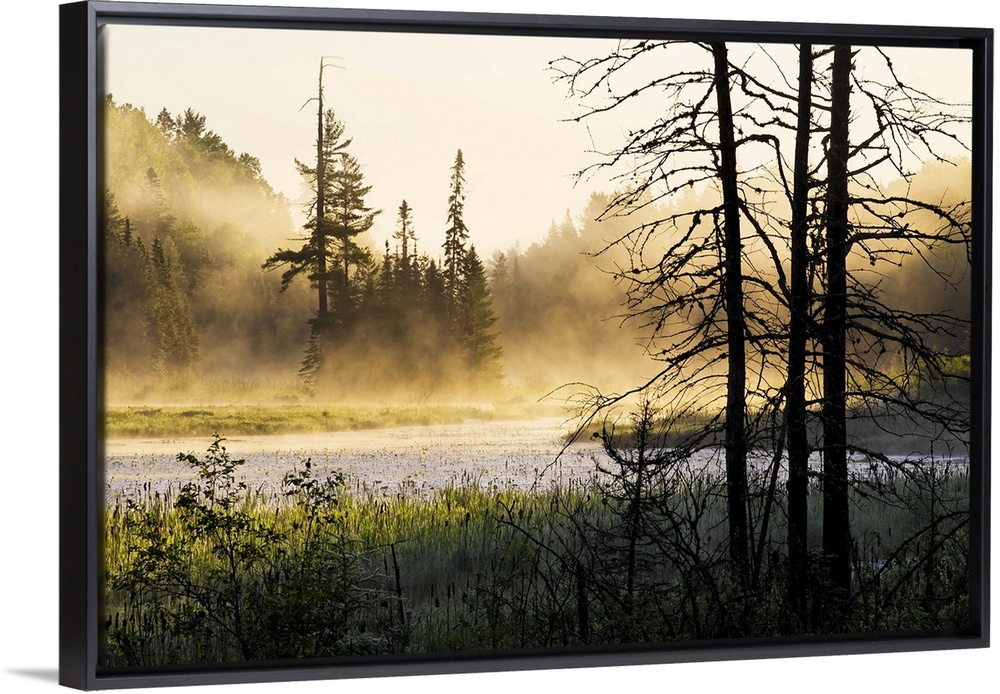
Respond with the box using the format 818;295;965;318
822;44;853;613
314;59;329;319
712;41;751;589
786;43;813;625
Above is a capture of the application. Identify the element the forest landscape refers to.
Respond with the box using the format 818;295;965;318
98;23;977;668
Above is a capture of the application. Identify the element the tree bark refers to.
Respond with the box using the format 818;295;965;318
822;44;853;611
786;43;813;625
712;42;750;588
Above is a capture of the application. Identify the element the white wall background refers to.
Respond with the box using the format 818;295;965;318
1;1;995;693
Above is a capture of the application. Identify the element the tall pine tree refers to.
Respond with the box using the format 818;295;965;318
393;199;416;265
264;110;352;316
263;107;378;391
442;149;469;304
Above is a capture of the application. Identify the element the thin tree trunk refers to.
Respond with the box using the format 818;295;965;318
822;44;853;612
316;59;328;318
712;41;750;589
786;43;813;625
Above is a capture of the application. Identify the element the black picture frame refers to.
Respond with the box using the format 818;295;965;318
60;1;992;689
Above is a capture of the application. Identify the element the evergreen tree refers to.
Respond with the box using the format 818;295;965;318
393;200;416;265
178;108;207;140
326;151;379;328
457;245;504;388
422;257;451;348
237;153;263;180
488;250;509;289
104;191;152;372
263;109;378;390
155;108;177;140
442;149;469;303
142;167;176;240
378;240;395;303
174;108;233;160
263;110;352;315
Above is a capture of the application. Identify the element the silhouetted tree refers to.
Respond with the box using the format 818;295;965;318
785;43;814;626
554;38;972;631
263;100;379;390
821;43;853;610
326;151;378;326
712;41;751;588
263;109;351;317
443;149;469;303
553;40;759;587
394;199;416;265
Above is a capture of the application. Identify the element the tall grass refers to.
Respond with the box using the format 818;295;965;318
103;437;970;667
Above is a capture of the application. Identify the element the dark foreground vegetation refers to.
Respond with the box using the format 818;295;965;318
103;420;969;667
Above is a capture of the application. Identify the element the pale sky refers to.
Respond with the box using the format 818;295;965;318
102;25;624;257
101;24;972;257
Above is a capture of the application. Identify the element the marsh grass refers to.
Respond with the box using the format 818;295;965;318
103;437;970;667
105;403;526;438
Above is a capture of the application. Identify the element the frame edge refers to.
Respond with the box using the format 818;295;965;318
64;2;993;689
60;1;99;690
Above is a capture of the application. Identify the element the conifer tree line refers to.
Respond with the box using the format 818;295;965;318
101;89;654;401
102;90;506;399
262;94;504;397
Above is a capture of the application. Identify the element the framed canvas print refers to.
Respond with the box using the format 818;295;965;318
60;1;991;689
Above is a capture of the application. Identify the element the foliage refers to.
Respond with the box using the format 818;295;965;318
106;436;398;664
259;115;505;397
457;246;504;389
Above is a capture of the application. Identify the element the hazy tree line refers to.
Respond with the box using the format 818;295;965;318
549;41;972;630
102;95;507;400
102;96;312;390
486;197;672;395
261;98;504;397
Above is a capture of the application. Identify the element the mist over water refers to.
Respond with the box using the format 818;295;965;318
105;418;603;496
105;416;970;499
